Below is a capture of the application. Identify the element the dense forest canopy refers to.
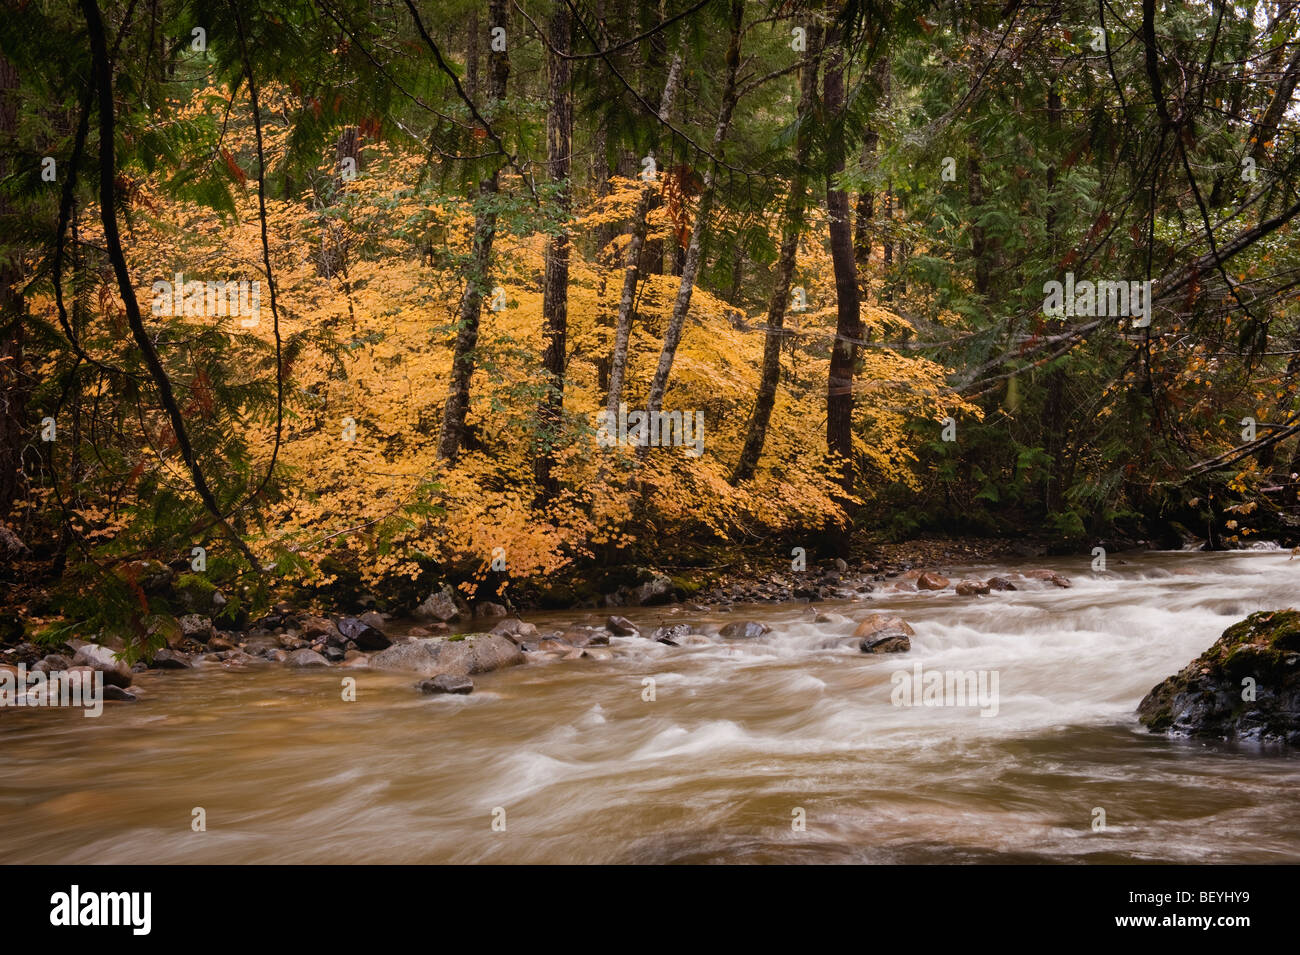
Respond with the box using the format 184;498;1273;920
2;0;1299;650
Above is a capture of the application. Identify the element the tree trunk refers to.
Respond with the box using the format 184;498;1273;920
605;52;683;417
641;0;744;429
824;24;862;498
0;53;23;518
732;21;821;484
437;0;509;463
534;0;573;499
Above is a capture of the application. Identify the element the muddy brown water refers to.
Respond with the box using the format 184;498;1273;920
2;550;1298;863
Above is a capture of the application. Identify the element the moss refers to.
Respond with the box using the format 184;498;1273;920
671;575;702;598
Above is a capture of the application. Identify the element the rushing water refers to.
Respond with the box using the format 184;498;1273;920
2;549;1299;864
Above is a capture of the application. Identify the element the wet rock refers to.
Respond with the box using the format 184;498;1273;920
242;634;282;656
278;633;308;651
632;575;674;606
41;653;72;672
301;616;342;641
560;627;610;647
420;674;474;695
649;624;696;646
986;576;1018;591
321;644;346;663
149;648;191;669
1025;569;1071;588
476;602;509;618
861;633;911;653
916;572;950;591
359;611;387;632
853;614;916;639
286;648;330;668
955;578;991;596
220;649;256;666
1138;609;1300;744
605;615;639;637
490;618;539;643
337;616;391;652
414;588;461;623
208;634;237;652
368;634;522;677
265;649;289;663
537;637;573;653
719;621;771;640
178;614;215;642
834;558;849;572
71;644;133;688
102;685;137;702
814;612;850;625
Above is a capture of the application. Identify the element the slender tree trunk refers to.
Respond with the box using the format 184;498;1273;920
732;22;821;484
534;0;573;498
824;24;862;498
605;52;683;417
968;129;990;296
1042;66;1065;513
641;0;744;430
438;0;509;462
0;54;23;518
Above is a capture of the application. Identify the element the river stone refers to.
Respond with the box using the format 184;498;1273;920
632;575;674;606
300;615;341;641
337;616;391;652
650;624;695;646
719;621;771;639
1138;609;1300;744
606;615;639;636
420;674;474;695
955;578;991;596
1025;569;1071;588
986;576;1018;591
102;685;137;702
71;644;133;688
41;653;72;672
149;648;191;669
476;602;509;618
414;589;461;623
359;611;387;632
861;633;911;653
536;637;573;653
561;627;609;647
368;634;522;677
490;618;539;642
916;572;950;591
853;614;916;639
286;648;330;668
178;614;215;642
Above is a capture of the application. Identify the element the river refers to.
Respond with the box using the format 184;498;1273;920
2;549;1298;863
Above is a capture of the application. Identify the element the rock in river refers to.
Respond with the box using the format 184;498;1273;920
1138;609;1300;744
419;674;474;695
369;634;522;678
718;621;771;639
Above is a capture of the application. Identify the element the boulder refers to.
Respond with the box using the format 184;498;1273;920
490;618;539;642
718;621;771;639
71;644;133;688
149;648;191;669
419;674;474;695
359;611;387;632
986;576;1018;591
560;627;609;647
301;616;343;641
605;615;639;637
368;634;522;678
286;648;330;668
853;614;916;639
916;572;950;591
1138;609;1300;744
476;602;509;618
1025;569;1071;588
861;633;911;653
207;634;237;652
632;575;674;606
650;624;695;646
102;685;137;702
177;614;215;642
337;616;391;652
955;578;991;596
413;588;461;623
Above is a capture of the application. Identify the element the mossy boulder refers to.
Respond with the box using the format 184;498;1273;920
1137;610;1300;744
